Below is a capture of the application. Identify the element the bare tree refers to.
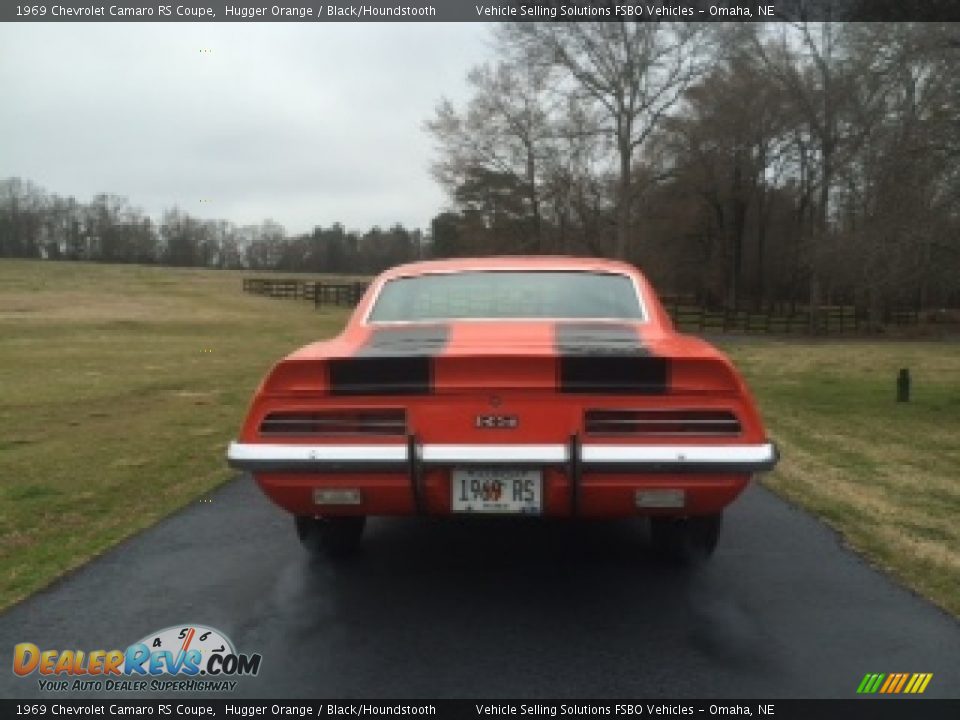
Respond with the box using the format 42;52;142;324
656;52;792;308
426;54;556;252
837;22;960;321
507;21;711;259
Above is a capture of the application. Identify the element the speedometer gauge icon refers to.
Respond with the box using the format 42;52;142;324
132;624;235;672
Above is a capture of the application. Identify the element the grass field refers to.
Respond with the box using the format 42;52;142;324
0;260;351;609
1;260;958;616
722;340;960;616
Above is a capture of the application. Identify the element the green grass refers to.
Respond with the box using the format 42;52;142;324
0;259;352;608
721;340;960;616
1;260;958;618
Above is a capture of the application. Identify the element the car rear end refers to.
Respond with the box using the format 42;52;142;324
229;262;777;544
230;332;774;519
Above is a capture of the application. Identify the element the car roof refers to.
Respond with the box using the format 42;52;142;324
378;256;641;281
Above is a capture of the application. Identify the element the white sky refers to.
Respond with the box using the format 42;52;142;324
0;23;493;234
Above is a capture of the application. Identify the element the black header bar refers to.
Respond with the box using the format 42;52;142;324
2;699;960;719
4;1;960;23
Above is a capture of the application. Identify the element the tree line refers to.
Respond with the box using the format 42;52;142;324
0;177;423;276
427;21;959;319
2;20;957;320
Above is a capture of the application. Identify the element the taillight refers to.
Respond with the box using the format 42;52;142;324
584;409;741;436
259;410;407;436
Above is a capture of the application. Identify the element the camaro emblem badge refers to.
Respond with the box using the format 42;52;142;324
475;414;519;429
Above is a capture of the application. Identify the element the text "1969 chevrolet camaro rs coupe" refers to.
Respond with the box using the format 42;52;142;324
227;257;778;561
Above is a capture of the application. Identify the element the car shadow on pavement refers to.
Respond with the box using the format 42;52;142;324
270;516;775;696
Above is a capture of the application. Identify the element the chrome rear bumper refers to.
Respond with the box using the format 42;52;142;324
227;440;779;474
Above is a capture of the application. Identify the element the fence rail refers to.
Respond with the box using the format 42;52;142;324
663;303;864;335
242;278;923;334
242;277;368;307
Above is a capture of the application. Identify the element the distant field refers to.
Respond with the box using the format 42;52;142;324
1;260;958;616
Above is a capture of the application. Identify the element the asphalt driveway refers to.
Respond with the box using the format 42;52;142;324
1;478;957;699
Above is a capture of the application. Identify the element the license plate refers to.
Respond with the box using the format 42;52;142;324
451;468;542;514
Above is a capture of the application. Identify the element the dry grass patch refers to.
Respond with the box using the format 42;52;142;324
722;339;960;616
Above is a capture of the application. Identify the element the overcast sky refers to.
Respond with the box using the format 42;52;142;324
0;23;493;234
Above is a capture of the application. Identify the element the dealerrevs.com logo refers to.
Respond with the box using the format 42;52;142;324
13;624;262;693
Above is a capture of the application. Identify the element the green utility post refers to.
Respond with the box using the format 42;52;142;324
897;368;911;402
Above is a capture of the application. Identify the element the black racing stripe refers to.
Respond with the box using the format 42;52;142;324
556;323;668;394
555;323;649;356
560;355;669;395
328;356;431;396
356;325;450;357
328;325;449;395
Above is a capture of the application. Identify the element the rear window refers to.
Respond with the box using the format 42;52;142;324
367;271;644;322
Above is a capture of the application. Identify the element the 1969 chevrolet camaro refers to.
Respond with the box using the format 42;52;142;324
227;257;778;561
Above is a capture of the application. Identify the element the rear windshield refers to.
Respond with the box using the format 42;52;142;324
367;271;644;322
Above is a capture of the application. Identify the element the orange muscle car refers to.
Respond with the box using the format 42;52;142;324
227;257;778;560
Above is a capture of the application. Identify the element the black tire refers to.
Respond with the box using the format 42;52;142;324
295;515;366;558
650;512;722;564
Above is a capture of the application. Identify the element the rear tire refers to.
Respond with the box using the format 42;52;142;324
650;512;722;564
295;515;366;558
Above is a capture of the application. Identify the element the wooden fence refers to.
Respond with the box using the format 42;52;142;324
241;278;922;334
242;278;368;308
663;303;861;335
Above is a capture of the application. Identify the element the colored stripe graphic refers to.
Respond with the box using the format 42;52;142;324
857;672;933;694
891;673;908;693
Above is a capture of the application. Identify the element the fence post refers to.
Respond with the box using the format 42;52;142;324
352;282;367;305
897;369;911;402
